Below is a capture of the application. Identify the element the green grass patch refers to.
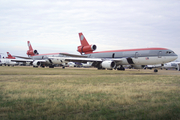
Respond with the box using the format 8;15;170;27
0;66;180;119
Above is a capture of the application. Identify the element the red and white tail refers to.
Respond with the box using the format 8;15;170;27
79;33;90;46
26;41;39;56
27;41;33;52
77;33;97;54
6;52;15;59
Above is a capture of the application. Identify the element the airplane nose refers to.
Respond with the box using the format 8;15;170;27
174;54;178;60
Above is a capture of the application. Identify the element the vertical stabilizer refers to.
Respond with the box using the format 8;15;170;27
77;33;97;54
26;41;39;56
27;41;33;51
6;52;15;59
79;33;90;46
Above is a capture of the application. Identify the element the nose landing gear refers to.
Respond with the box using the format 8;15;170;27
154;69;158;72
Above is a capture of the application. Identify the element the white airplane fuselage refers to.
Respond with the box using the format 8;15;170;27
0;59;17;66
50;48;177;69
85;48;177;65
163;62;180;70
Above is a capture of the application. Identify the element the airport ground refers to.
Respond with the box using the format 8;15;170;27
0;66;180;120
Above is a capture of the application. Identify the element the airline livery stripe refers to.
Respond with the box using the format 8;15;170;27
90;48;168;54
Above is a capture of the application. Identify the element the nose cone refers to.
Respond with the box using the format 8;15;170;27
175;54;178;59
172;53;178;61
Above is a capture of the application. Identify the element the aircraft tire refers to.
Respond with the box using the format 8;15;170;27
154;69;158;72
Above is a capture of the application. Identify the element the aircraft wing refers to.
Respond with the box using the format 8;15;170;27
59;53;123;63
11;59;33;62
11;59;48;63
49;57;122;64
59;53;88;58
61;57;102;63
113;59;123;62
34;60;47;62
13;55;32;59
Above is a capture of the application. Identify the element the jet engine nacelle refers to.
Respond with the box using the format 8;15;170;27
101;61;116;69
77;44;97;54
133;65;145;69
27;50;39;56
33;60;41;67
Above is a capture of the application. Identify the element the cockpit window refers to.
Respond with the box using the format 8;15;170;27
166;51;174;54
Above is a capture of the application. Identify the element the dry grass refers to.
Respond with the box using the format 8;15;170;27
0;66;180;120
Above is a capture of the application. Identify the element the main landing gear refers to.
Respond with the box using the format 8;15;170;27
117;65;125;71
49;65;54;68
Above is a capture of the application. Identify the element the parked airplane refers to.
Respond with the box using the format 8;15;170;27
0;58;18;66
49;32;178;72
68;62;76;67
144;64;162;70
0;52;31;66
70;62;92;67
0;52;17;66
13;41;69;68
145;61;180;71
162;61;180;70
81;62;92;67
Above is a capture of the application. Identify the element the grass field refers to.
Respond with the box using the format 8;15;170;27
0;66;180;120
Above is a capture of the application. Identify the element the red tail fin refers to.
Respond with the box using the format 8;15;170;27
79;33;90;46
77;33;97;54
26;41;39;56
6;52;15;59
27;41;33;51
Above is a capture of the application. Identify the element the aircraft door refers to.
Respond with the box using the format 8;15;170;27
112;53;115;58
135;52;139;59
134;52;139;64
158;51;162;58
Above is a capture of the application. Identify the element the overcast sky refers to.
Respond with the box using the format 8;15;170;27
0;0;180;60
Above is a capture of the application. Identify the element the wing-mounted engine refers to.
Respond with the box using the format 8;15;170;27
101;61;116;69
77;44;97;54
27;49;39;56
32;60;41;67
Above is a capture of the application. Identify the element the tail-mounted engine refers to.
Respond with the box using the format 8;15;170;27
77;44;97;54
27;49;39;56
